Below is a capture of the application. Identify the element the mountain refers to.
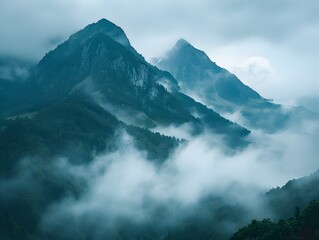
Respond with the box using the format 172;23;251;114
158;170;319;240
265;170;319;219
0;18;318;240
153;39;266;109
229;170;319;240
1;19;194;170
0;96;181;176
154;39;317;131
0;19;249;147
18;19;191;125
0;19;251;239
230;200;319;240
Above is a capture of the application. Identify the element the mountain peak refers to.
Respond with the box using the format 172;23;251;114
171;39;209;59
96;18;114;25
175;38;192;48
94;18;121;32
68;18;131;49
162;39;213;69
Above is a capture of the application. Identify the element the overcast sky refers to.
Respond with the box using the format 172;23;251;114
1;0;318;104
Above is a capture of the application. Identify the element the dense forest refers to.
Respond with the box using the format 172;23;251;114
231;200;319;240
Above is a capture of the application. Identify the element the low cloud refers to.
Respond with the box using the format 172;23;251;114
297;97;319;113
152;123;195;140
233;56;274;85
32;117;319;238
1;108;318;239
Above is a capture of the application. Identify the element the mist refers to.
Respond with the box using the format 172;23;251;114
1;1;319;239
5;115;312;238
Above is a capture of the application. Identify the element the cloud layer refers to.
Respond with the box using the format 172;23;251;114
35;118;319;238
1;113;319;239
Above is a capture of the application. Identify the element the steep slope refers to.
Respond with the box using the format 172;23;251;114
230;200;319;240
0;95;180;175
22;21;191;127
155;39;316;131
227;170;319;240
265;170;319;219
0;19;252;239
0;19;252;240
154;39;265;109
1;19;189;174
0;95;183;240
1;19;249;145
1;18;318;240
172;91;249;147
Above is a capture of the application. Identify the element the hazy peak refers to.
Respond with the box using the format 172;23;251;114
69;18;131;48
166;38;212;65
95;18;121;31
175;38;192;48
171;39;208;59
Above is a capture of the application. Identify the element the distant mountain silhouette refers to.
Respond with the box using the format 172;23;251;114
154;39;317;131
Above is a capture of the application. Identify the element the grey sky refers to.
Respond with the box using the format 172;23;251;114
0;0;318;103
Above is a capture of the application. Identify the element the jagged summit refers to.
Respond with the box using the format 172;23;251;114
96;18;118;27
69;18;131;48
2;18;250;144
156;39;221;91
167;38;214;67
155;40;301;131
38;18;144;72
174;38;192;48
173;38;206;53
